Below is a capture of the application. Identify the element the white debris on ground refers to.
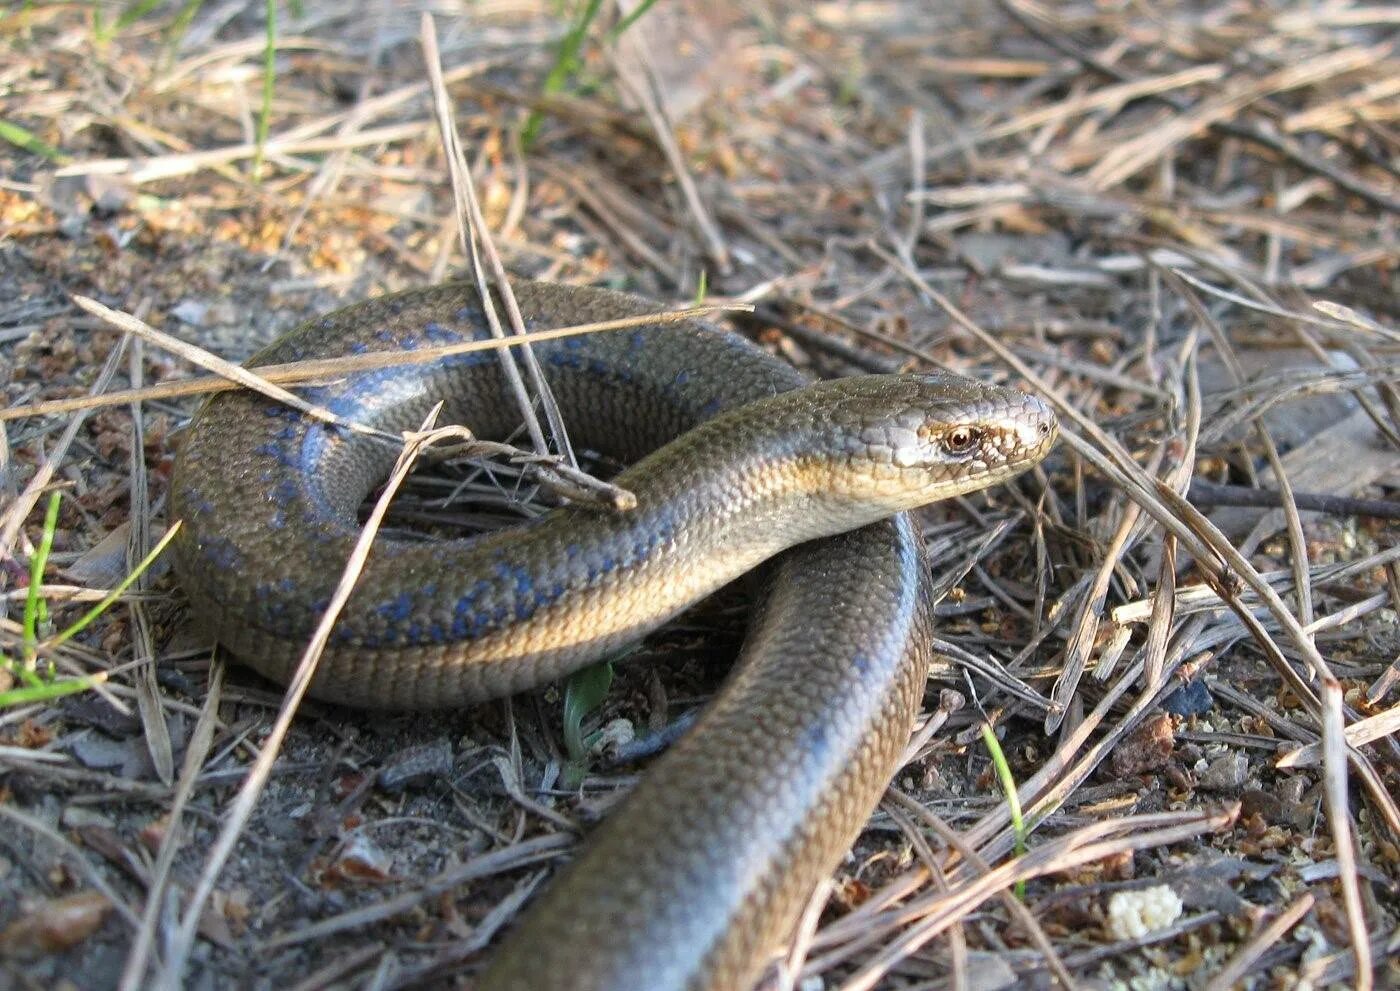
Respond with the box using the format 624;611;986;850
1106;886;1185;941
590;718;636;755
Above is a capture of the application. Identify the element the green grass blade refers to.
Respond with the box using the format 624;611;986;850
522;0;604;150
252;0;278;182
562;658;613;766
47;521;183;651
1;656;48;691
0;119;65;162
608;0;660;41
980;722;1028;899
115;0;167;33
0;674;107;709
22;492;62;668
163;0;207;53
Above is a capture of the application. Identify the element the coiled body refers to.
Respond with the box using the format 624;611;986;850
171;281;1056;991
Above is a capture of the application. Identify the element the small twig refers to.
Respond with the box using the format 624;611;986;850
68;295;395;441
607;44;730;273
1278;702;1400;768
422;13;566;464
263;834;571;949
1321;681;1373;989
0;333;127;557
1187;479;1400;521
155;408;466;991
117;662;224;991
996;0;1400;214
1;303;750;423
741;307;904;374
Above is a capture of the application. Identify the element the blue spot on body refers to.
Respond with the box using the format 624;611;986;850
378;592;414;623
451;579;493;638
183;488;215;515
495;561;533;596
800;720;830;758
424;321;462;343
272;478;300;507
255;441;298;468
200;537;240;569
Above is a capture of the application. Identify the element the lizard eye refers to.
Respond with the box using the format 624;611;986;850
944;426;980;454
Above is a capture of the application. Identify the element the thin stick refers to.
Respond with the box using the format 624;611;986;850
155;409;467;991
1188;479;1400;521
2;303;749;423
68;295;394;441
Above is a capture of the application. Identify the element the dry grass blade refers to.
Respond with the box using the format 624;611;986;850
1202;892;1316;991
1320;681;1373;989
421;12;568;465
5;2;1396;986
835;806;1238;991
154;409;467;991
883;789;1075;988
68;295;395;441
1085;46;1388;190
0;303;750;423
0;334;127;555
772;878;834;991
0;804;143;932
117;661;224;991
52;122;435;183
607;42;730;273
261;833;571;949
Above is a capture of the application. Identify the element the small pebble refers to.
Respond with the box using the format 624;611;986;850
1161;679;1214;716
1199;751;1249;792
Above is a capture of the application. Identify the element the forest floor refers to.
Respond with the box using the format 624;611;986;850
0;1;1397;989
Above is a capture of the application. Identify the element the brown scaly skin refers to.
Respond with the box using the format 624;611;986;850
171;280;1058;991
